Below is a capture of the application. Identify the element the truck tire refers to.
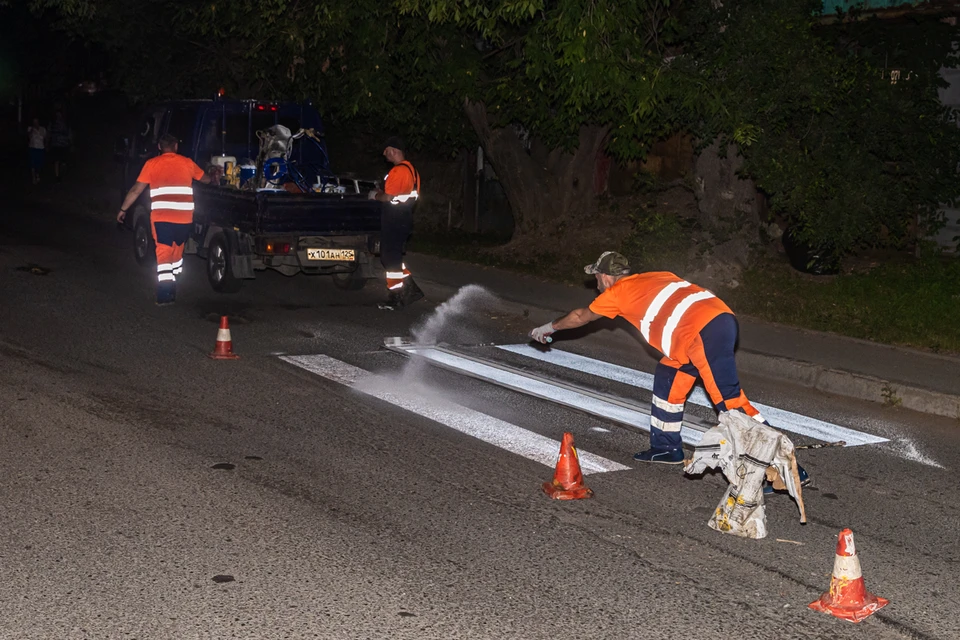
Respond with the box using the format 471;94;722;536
133;208;154;266
207;233;243;293
332;269;368;291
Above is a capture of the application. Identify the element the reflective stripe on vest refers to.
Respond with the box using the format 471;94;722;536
150;186;195;212
639;280;716;359
390;190;419;204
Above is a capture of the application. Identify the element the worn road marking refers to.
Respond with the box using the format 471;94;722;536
496;344;889;447
281;354;630;475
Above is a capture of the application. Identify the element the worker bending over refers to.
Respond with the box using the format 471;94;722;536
530;251;810;484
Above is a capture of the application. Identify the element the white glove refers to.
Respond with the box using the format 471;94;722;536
529;322;555;344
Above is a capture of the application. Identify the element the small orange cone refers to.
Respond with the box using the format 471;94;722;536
209;316;240;360
542;432;593;500
809;528;888;623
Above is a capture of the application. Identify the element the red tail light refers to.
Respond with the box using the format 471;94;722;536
264;242;291;254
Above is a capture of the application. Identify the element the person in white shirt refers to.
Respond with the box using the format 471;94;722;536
27;117;47;185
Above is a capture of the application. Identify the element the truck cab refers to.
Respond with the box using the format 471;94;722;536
118;98;383;293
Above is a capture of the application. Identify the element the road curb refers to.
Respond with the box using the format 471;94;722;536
738;351;960;420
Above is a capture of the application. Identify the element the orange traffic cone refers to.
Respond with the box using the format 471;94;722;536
542;432;593;500
809;528;888;623
209;316;240;360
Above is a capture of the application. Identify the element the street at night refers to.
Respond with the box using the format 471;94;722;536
4;0;960;638
1;192;959;639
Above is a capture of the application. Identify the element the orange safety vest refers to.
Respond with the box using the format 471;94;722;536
589;273;733;363
383;160;420;205
136;152;207;224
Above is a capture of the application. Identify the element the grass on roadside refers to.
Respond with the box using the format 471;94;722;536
720;255;960;354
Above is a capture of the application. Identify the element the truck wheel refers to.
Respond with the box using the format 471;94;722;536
332;269;368;291
207;233;243;293
133;209;154;266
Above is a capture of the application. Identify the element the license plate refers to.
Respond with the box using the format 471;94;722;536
307;248;355;261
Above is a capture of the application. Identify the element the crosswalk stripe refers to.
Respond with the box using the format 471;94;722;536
400;347;706;445
496;344;889;447
281;354;631;475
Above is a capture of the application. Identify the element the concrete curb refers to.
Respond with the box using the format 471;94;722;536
738;351;960;420
418;277;960;420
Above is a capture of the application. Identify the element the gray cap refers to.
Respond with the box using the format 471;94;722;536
584;251;630;276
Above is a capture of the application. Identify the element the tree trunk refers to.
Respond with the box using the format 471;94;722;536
463;99;609;240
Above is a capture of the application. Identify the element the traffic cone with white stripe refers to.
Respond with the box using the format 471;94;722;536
809;528;888;623
542;432;593;500
209;316;240;360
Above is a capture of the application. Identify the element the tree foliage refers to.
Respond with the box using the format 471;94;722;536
685;0;960;253
26;0;960;255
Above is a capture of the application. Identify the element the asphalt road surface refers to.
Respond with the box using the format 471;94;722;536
1;194;958;640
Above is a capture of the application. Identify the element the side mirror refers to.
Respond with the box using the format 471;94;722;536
113;135;130;163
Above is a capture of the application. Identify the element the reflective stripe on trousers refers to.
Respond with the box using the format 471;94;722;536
649;313;764;451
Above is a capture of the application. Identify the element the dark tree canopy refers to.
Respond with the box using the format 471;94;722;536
20;0;960;253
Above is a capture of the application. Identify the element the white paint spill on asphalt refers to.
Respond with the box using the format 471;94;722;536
282;354;630;475
892;438;945;469
496;344;889;447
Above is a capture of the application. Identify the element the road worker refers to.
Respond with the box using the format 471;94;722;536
117;134;214;305
368;136;423;310
529;251;810;483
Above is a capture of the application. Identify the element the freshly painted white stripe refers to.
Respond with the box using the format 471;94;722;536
402;348;703;445
640;281;689;342
660;290;715;358
282;354;630;475
150;186;194;197
151;201;195;211
496;344;889;447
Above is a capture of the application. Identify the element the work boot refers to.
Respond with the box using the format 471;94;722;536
632;448;685;465
378;289;405;311
403;278;425;305
156;283;176;306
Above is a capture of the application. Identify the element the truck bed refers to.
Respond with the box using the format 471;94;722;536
193;183;381;236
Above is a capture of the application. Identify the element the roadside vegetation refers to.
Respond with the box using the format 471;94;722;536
27;0;960;353
412;206;960;355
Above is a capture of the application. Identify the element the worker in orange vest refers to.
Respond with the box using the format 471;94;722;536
117;134;214;305
368;136;423;310
529;251;810;483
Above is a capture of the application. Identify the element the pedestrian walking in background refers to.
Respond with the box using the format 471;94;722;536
48;111;73;182
27;117;47;185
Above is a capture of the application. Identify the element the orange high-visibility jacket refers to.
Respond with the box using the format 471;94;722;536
589;272;733;364
136;153;206;224
383;160;420;204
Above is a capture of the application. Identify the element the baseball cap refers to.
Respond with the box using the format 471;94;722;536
383;136;406;153
584;251;630;276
